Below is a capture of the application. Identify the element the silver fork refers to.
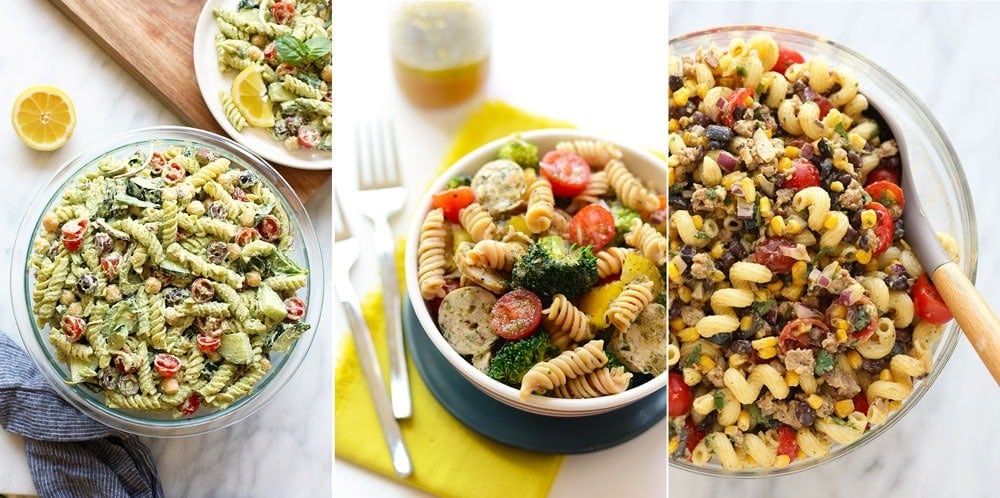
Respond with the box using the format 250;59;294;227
334;194;413;478
354;118;411;420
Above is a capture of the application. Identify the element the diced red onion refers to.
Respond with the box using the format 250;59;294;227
736;201;754;219
799;143;814;160
716;151;738;172
794;303;821;319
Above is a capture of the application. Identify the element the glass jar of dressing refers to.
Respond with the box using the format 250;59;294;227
390;0;491;108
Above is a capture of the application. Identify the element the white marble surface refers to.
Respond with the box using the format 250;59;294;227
332;0;667;496
0;1;332;496
670;2;1000;496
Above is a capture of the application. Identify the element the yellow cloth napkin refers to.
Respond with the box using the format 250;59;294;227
335;101;573;498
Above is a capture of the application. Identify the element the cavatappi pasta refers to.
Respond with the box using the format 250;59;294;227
418;136;667;401
213;0;331;151
29;142;310;417
668;34;956;470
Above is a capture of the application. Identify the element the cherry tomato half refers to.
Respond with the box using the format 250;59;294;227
865;202;895;257
540;150;591;198
285;296;307;321
813;96;833;119
684;417;706;454
163;161;186;184
669;372;692;417
913;275;953;324
61;315;86;342
179;394;201;415
719;87;755;127
297;125;321;149
263;42;277;64
489;289;542;340
754;237;799;273
271;1;296;25
153;354;181;378
190;278;216;303
865;165;900;186
783;158;821;191
773;45;805;74
778;318;829;353
432;186;476;222
567;204;615;251
852;392;869;417
256;215;282;241
235;227;261;246
864;181;905;212
61;218;89;252
197;333;221;353
776;424;799;462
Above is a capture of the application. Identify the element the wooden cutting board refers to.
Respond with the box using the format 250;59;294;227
48;0;330;201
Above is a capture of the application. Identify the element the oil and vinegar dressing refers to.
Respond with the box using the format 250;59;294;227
390;0;490;108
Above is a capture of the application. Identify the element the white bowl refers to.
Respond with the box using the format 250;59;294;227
404;128;666;417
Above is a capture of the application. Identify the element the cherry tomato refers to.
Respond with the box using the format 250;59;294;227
197;333;221;353
235;227;261;246
776;424;799;461
778;318;829;353
783;158;821;191
567;204;616;251
153;354;181;378
100;252;122;280
263;42;277;64
489;289;543;340
813;96;833;119
754;237;798;273
669;372;692;417
432;186;476;222
232;187;248;202
719;87;755;127
61;218;89;252
865;202;895;257
196;317;225;337
540;150;591;198
913;275;953;324
658;194;667;210
271;1;296;25
297;125;321;149
285;296;307;321
61;315;86;342
773;45;805;74
190;278;216;303
163;161;186;184
864;181;905;212
684;417;706;454
256;215;282;241
865;165;900;186
852;392;869;417
149;152;166;174
179;394;201;415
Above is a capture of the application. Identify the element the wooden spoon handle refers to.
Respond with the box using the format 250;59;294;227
932;262;1000;386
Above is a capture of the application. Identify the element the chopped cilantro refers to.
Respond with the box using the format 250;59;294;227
814;350;835;376
695;231;710;239
670;181;686;194
684;344;702;368
747;404;773;429
706;187;719;201
736;65;748;77
813;246;835;262
751;298;777;316
853;309;872;332
834;122;849;140
713;390;726;410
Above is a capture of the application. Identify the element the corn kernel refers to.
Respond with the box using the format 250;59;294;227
829;304;847;319
710;242;725;259
784;146;800;158
785;371;800;387
764;128;773;138
888;400;903;412
824;213;840;230
754;289;772;302
672;87;690;106
678;327;700;343
834;399;855;418
670;239;681;251
724;425;740;438
699;354;716;372
797;449;806;460
692;215;704;230
860;209;877;229
855;249;873;265
791;260;809;282
711;269;726;283
678;285;692;303
683;131;698;147
806;394;824;410
758;197;773;218
774;454;791;468
669;437;680;454
879;369;893;382
835;327;848;343
669;119;680;133
785;218;804;235
670;318;685;332
833;158;850;171
738;410;751;431
668;167;676;187
751;336;778;350
740;315;754;332
830;181;845;193
767;280;784;292
769;216;786;236
846;350;862;370
668;155;680;168
778;157;793;172
758;346;778;360
848;132;867;150
781;285;804;301
696;83;709;99
741;177;756;202
668;262;681;281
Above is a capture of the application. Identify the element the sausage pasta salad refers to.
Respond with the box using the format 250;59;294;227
416;136;667;401
29;142;310;417
668;34;958;470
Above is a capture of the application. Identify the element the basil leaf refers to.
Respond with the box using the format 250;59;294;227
304;36;331;62
274;36;309;66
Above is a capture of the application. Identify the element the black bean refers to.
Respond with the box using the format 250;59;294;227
729;339;753;355
885;274;910;291
679;245;697;265
708;332;733;347
669;75;683;92
697;412;717;432
691;111;712;128
817;139;833;158
668;301;682;320
705;125;734;143
847;151;861;169
862;358;887;375
895;328;912;344
794;401;817;426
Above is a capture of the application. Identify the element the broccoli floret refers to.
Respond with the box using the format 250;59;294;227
445;174;472;189
496;136;539;170
511;235;598;300
610;201;642;245
487;331;559;387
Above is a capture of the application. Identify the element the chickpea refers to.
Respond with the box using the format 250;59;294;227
42;212;61;233
176;184;195;202
322;64;332;83
144;277;162;295
260;358;272;373
250;33;268;48
160;377;179;395
105;285;122;304
187;200;206;216
245;271;262;288
59;289;75;305
227;243;242;261
164;307;181;326
238;209;256;227
66;302;84;317
248;46;263;62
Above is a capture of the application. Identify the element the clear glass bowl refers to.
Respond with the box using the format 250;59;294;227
404;128;667;417
11;126;324;437
669;26;978;477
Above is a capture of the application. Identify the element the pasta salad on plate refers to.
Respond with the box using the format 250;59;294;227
667;32;959;471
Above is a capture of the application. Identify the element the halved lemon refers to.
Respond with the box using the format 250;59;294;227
11;85;76;151
231;65;275;128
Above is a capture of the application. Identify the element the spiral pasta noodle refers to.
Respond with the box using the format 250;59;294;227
458;202;497;242
624;219;666;266
552;366;632;398
605;159;659;212
554;140;623;169
524;178;554;233
519;340;608;400
416;208;448;300
606;277;654;332
543;294;592;344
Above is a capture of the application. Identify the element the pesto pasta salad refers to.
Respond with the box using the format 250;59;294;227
212;0;331;151
416;136;667;401
28;142;310;417
667;34;959;470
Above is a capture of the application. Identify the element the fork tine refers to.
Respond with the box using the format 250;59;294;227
356;118;403;190
334;192;351;242
382;117;402;183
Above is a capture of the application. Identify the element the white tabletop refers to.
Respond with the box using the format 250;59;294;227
332;0;667;496
670;2;1000;496
0;1;332;496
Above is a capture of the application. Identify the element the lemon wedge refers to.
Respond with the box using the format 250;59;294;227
231;65;275;128
11;85;76;151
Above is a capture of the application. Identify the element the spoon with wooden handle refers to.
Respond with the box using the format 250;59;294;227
872;102;1000;385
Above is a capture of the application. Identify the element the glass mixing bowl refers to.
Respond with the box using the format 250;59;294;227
669;26;978;476
11;126;324;437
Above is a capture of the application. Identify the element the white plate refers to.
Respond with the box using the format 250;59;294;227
192;0;331;170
